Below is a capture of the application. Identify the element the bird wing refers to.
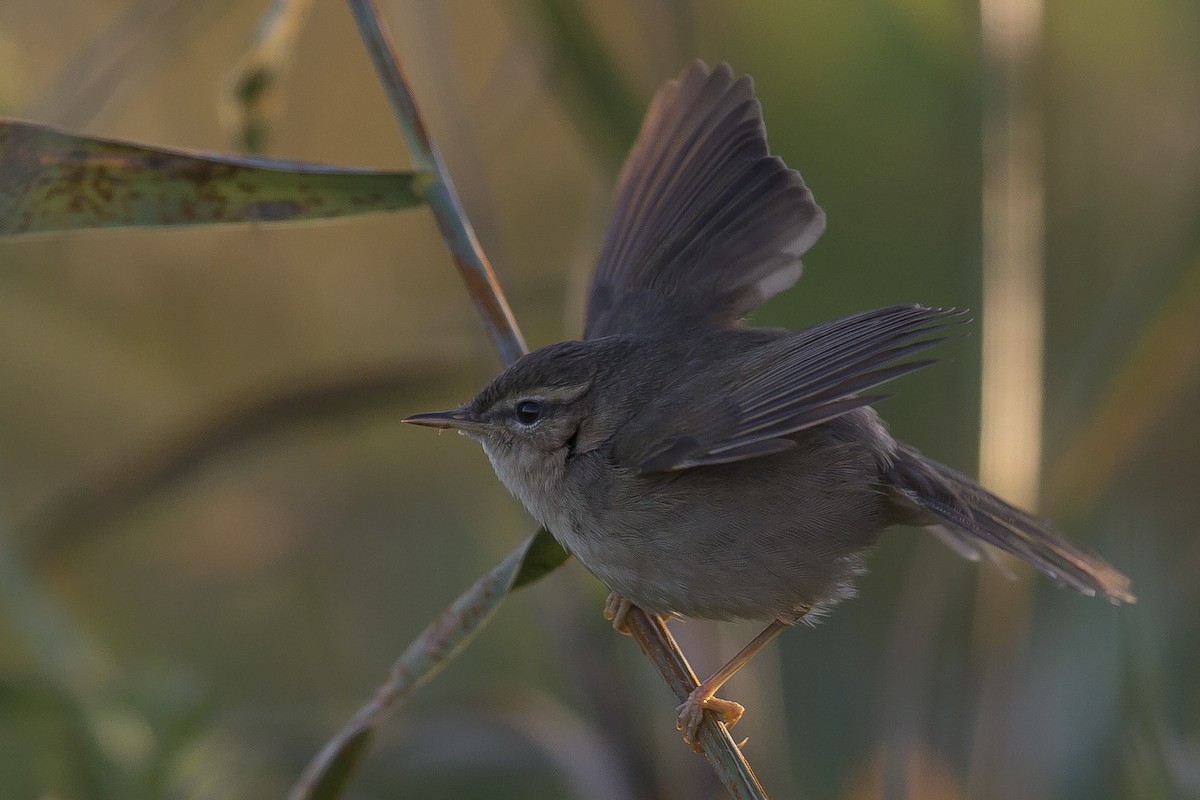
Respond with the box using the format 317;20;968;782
613;306;966;473
584;60;826;339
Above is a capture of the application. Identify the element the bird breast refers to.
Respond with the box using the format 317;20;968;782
511;427;892;622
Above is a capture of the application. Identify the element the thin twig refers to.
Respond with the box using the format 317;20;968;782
346;0;526;366
624;609;770;799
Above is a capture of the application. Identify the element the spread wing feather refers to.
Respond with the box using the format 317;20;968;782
585;60;826;338
619;306;967;472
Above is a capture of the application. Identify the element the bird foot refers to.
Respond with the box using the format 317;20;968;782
676;688;745;751
602;592;635;636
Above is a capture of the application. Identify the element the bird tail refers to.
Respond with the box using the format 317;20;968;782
886;443;1135;604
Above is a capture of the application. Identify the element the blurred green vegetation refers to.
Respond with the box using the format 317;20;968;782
1;1;1197;798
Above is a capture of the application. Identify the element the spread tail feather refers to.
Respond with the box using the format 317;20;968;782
887;443;1135;604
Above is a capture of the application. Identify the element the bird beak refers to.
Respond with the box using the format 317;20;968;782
402;409;488;433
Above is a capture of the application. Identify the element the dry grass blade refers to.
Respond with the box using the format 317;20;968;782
26;0;217;128
1046;256;1200;519
286;530;566;800
223;0;316;153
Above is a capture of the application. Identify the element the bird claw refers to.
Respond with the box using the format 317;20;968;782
676;688;745;750
602;594;748;750
602;592;635;636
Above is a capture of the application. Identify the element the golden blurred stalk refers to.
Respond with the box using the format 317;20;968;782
979;0;1045;511
970;0;1046;798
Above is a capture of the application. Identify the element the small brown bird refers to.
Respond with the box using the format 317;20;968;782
405;60;1134;745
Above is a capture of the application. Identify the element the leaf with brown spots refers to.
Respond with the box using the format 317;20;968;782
0;118;427;236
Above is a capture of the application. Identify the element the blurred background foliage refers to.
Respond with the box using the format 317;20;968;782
0;1;1197;798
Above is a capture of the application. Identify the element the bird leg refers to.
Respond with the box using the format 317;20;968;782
603;591;636;636
676;619;790;749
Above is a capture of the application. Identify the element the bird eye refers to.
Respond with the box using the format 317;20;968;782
514;400;543;425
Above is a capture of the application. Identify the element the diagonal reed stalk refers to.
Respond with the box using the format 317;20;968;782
290;2;771;798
